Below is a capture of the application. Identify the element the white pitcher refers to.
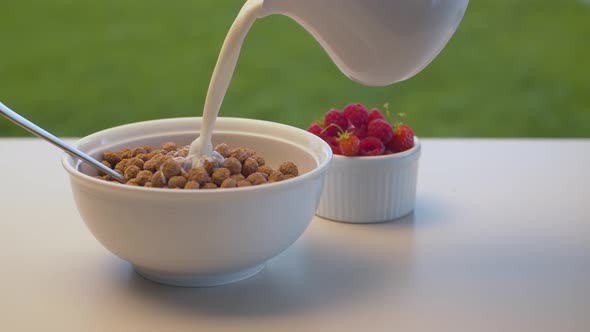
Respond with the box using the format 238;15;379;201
259;0;469;86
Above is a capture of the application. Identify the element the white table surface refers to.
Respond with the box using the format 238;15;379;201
0;138;589;332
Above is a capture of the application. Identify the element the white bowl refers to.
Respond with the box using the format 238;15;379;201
316;138;421;223
62;117;332;287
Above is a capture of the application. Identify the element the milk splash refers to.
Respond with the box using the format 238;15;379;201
186;0;265;168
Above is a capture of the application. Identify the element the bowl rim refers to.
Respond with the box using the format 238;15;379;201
331;136;421;161
61;117;333;195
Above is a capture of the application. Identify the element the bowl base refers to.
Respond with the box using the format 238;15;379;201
316;208;414;224
134;263;266;287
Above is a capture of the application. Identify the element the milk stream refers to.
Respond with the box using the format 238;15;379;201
186;0;265;168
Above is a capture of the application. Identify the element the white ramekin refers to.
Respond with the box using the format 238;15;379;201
316;138;421;223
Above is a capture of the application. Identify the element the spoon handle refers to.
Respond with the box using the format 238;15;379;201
0;101;126;183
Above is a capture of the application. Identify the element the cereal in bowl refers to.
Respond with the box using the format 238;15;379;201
96;142;299;189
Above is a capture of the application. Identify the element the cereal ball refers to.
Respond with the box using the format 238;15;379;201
174;148;188;158
135;170;153;186
117;148;133;159
146;149;164;160
237;180;252;187
246;172;267;186
127;157;144;170
230;174;245;182
279;162;299;177
187;167;210;185
254;155;265;166
214;143;231;158
144;155;166;172
241;157;259;177
222;157;242;175
160;142;177;152
212;168;230;186
179;166;190;178
244;148;256;158
103;150;121;166
283;174;295;180
268;171;285;182
101;160;112;169
257;165;274;176
136;153;150;162
132;147;147;157
144;182;153;188
203;159;219;175
126;179;140;186
161;158;181;179
202;183;218;190
114;159;129;173
94;175;110;181
220;178;237;188
184;181;200;190
151;171;166;188
143;145;152;153
168;176;188;189
124;165;141;181
229;148;248;163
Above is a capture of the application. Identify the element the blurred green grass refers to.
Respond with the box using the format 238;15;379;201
1;0;589;137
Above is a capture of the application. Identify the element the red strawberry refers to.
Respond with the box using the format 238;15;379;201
306;122;323;137
337;132;360;156
388;124;415;153
325;136;341;155
368;108;385;123
359;136;385;156
367;119;394;144
323;109;348;137
343;103;369;128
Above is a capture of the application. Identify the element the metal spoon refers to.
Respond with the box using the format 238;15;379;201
0;101;126;183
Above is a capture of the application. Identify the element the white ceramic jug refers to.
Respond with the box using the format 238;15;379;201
260;0;469;86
